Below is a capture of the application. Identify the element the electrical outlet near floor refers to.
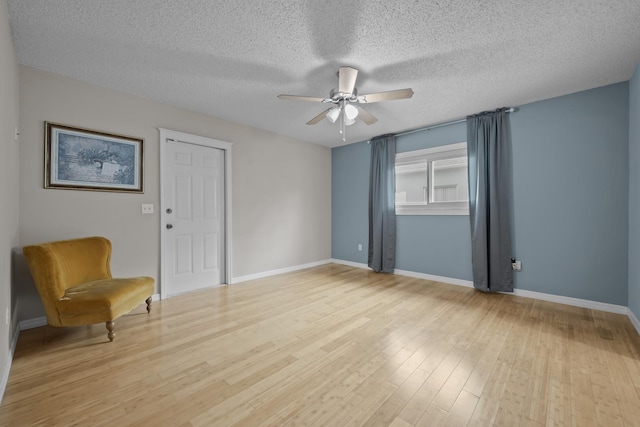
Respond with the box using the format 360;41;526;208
5;307;9;325
512;260;522;271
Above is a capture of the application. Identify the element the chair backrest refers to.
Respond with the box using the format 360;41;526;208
23;236;113;325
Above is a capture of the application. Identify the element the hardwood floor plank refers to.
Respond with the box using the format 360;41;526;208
361;368;430;426
443;389;479;426
415;402;448;427
2;264;640;426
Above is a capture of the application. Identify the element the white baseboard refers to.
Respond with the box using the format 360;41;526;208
629;308;640;336
330;258;628;315
1;322;20;405
330;259;475;289
511;289;628;314
395;268;475;289
231;259;332;284
329;259;368;270
19;316;47;331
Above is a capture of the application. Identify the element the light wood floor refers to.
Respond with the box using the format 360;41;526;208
2;264;640;426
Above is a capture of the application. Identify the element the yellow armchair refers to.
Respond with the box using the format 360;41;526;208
23;236;154;341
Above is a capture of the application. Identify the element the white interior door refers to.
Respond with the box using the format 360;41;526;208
164;140;225;296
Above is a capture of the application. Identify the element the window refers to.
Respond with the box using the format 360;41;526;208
395;142;469;215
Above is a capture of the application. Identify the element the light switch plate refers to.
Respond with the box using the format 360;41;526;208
141;204;154;214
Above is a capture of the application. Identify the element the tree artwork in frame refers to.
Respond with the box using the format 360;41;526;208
45;122;144;193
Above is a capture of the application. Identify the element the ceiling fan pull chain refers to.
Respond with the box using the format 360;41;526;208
340;101;346;141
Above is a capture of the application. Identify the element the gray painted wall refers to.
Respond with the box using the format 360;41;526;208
629;63;640;319
0;0;20;401
333;82;630;305
16;66;331;322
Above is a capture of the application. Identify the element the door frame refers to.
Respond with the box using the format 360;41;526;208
159;128;233;299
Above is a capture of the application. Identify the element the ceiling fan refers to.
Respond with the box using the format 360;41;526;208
278;66;414;142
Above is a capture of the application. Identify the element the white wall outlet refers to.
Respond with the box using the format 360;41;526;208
512;260;522;271
5;307;9;325
141;204;154;214
358;244;363;252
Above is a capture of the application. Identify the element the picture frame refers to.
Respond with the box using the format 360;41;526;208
44;122;144;193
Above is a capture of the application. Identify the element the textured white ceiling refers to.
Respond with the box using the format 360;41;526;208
7;0;640;147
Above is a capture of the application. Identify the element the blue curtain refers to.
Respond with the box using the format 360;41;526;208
368;135;396;273
467;109;513;292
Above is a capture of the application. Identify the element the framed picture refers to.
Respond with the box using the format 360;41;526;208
45;122;144;193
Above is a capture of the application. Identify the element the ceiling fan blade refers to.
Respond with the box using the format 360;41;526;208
278;94;327;102
357;106;378;125
338;67;358;94
306;109;332;125
357;88;414;103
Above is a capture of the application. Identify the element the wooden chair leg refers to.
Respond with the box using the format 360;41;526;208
146;296;152;314
106;320;115;341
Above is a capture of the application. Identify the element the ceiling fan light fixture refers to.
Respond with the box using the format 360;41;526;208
344;116;356;126
344;103;359;120
326;107;341;123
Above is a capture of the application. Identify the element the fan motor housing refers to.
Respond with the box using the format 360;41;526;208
330;88;357;102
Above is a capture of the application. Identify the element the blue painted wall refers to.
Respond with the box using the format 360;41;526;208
629;64;640;319
511;83;629;305
332;140;370;263
332;82;630;305
395;125;473;279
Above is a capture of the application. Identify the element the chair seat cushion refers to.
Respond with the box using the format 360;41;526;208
56;276;154;326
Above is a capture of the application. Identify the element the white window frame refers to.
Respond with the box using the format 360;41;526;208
395;142;469;216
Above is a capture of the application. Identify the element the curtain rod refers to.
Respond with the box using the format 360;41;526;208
395;107;516;138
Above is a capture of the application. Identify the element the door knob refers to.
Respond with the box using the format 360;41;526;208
166;224;173;229
166;208;172;214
